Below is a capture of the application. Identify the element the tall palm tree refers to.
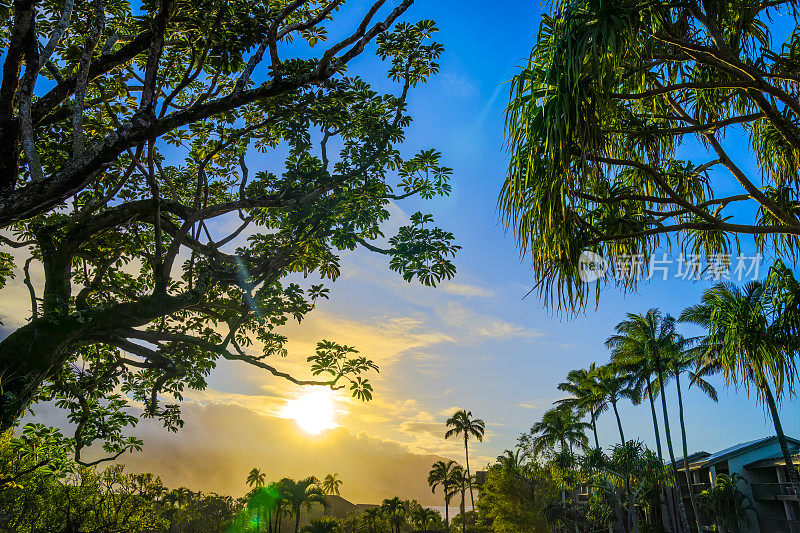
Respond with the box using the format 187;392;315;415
380;497;407;533
606;309;693;532
363;507;381;533
530;405;589;455
279;477;327;533
681;281;800;501
444;409;485;511
428;459;460;532
556;363;607;449
321;474;342;496
248;468;266;488
668;335;720;532
590;364;638;446
448;465;468;533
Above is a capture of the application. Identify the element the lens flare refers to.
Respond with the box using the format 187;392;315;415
283;389;337;435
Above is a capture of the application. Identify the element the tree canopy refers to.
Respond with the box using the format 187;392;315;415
503;0;800;311
0;0;459;467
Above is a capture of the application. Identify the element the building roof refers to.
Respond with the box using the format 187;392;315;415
679;436;800;471
745;453;800;470
675;451;710;464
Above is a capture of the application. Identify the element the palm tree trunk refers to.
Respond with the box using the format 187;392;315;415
656;357;691;533
676;371;704;533
646;378;664;462
647;378;670;532
762;378;800;509
445;491;450;533
461;488;466;533
465;436;474;511
591;409;600;449
294;511;300;533
611;400;625;445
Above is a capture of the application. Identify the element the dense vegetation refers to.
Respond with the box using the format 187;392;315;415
0;0;458;471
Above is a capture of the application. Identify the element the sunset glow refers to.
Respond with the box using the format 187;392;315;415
283;389;337;435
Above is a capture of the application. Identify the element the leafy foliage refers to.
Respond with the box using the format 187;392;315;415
0;2;459;466
503;0;800;312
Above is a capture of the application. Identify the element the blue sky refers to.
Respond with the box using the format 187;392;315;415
346;0;800;459
141;0;800;500
10;0;800;505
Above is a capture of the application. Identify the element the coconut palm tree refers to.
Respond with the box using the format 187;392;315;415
380;497;407;533
321;474;342;496
448;466;468;533
681;281;800;501
444;409;485;510
606;309;694;532
428;459;460;532
248;468;266;488
279;477;327;533
363;507;382;533
590;364;638;446
556;363;607;449
667;335;720;531
299;517;340;533
530;405;589;455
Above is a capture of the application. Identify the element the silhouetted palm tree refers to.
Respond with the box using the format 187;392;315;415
428;459;460;532
681;281;800;501
363;507;382;533
321;474;342;496
248;468;266;489
279;477;327;533
444;409;484;511
380;497;407;533
449;466;468;533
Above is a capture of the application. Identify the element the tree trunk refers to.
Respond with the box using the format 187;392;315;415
646;378;664;462
647;378;670;532
675;371;703;533
656;356;691;533
461;488;466;533
762;379;800;511
445;490;450;533
591;409;600;449
465;436;474;511
294;511;300;533
0;317;84;430
611;400;625;445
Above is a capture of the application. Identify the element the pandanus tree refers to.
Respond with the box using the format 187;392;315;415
502;0;800;316
698;473;753;533
583;441;670;533
680;281;800;502
556;363;607;449
0;0;460;466
606;309;695;532
529;405;589;455
428;459;460;532
444;409;484;511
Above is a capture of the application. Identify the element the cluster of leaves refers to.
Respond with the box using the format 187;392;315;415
0;1;458;466
503;0;800;312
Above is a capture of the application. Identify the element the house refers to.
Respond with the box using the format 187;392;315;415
673;436;800;533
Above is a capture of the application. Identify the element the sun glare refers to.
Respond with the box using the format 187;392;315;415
283;389;337;435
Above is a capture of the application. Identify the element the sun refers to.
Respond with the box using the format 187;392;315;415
283;389;337;435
